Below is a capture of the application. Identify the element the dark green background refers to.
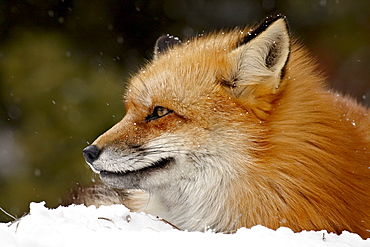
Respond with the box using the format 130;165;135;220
0;0;369;222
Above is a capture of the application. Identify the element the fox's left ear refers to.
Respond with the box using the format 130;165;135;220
225;15;290;119
154;35;182;59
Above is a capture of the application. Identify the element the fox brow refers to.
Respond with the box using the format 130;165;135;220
123;75;154;109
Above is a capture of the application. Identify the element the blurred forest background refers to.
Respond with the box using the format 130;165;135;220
0;0;369;222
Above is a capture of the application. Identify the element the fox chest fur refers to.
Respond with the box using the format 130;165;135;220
81;15;370;238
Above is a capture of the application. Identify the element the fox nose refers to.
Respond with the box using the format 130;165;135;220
83;145;101;164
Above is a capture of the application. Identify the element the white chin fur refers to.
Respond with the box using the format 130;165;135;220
86;161;101;174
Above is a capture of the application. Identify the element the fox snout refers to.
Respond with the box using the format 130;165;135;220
83;145;101;168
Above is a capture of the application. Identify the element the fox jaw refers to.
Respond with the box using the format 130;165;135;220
82;14;370;236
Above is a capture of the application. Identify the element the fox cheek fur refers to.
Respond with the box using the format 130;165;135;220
81;14;370;238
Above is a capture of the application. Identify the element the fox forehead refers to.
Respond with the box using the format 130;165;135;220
124;29;250;111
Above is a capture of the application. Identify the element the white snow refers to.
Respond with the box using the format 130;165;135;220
0;202;369;247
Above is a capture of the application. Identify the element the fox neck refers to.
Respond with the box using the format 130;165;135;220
137;157;242;232
151;182;236;231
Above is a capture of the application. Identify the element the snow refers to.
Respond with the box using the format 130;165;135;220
0;202;369;247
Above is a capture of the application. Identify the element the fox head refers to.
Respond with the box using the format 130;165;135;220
83;15;291;231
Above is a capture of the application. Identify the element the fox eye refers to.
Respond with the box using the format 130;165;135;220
145;106;173;122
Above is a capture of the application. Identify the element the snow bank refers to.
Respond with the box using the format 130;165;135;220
0;202;369;247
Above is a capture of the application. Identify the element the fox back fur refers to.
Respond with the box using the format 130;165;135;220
79;15;370;238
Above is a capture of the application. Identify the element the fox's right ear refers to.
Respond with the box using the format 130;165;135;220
154;35;181;59
224;15;290;120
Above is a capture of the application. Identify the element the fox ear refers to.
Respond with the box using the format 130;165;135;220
154;35;181;59
226;15;290;119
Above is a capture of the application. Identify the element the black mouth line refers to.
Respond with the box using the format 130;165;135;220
100;157;174;176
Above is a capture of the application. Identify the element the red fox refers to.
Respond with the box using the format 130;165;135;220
80;14;370;238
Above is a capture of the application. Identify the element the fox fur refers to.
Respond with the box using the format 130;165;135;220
79;15;370;238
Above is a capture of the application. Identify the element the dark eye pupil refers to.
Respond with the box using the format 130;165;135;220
145;106;173;122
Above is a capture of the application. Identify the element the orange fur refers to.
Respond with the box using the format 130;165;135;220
232;44;370;237
82;16;370;238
